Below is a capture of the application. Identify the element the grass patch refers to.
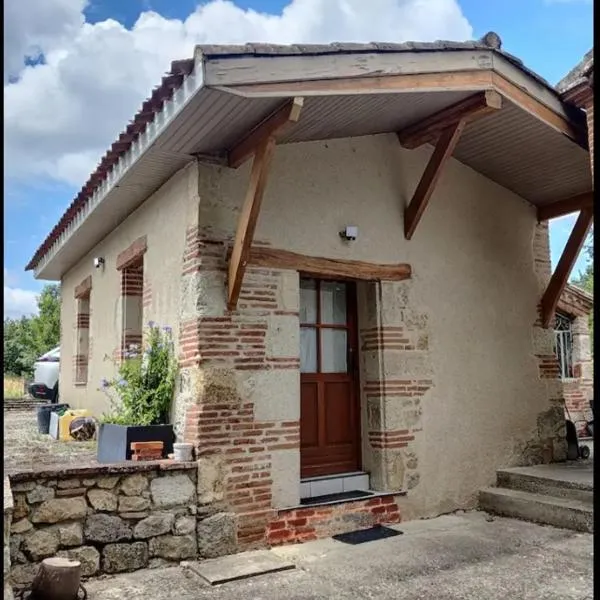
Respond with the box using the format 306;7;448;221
4;375;25;399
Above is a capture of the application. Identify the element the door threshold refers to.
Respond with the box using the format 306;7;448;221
300;489;374;507
300;471;369;499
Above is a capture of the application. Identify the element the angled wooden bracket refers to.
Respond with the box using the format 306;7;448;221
537;192;594;221
540;208;593;328
228;97;304;168
227;137;277;311
403;120;466;240
398;90;502;149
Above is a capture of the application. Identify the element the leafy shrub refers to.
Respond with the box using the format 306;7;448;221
100;323;177;426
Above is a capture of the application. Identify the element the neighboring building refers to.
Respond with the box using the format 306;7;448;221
555;284;593;434
556;50;594;435
27;34;593;546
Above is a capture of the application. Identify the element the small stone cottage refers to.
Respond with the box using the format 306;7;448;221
27;35;593;546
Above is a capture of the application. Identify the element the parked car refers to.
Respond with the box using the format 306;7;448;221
29;346;60;402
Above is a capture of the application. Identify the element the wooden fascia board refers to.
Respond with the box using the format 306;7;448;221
540;208;593;328
398;90;502;149
228;97;304;168
537;192;594;221
248;247;411;281
403;120;466;240
227;137;277;310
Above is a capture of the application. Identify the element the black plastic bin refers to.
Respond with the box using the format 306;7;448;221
37;403;70;434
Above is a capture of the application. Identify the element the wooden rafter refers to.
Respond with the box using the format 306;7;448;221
404;120;466;240
398;90;502;149
227;137;277;310
540;208;593;328
537;192;594;221
228;97;304;168
248;247;411;281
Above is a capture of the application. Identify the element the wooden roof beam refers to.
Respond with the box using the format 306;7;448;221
228;137;276;311
228;97;304;169
404;120;465;240
537;192;594;221
540;208;593;328
398;90;502;149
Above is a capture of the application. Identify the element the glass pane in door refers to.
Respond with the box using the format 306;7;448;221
300;327;317;373
321;329;348;373
300;279;317;324
320;281;347;325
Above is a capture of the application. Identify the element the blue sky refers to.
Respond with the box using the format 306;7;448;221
4;0;593;317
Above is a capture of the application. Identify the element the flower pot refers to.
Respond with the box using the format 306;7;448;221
173;442;194;462
97;423;175;464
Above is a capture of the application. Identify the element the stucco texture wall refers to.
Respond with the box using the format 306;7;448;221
196;133;555;520
59;163;198;418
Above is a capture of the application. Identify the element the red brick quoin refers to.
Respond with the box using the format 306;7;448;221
265;495;401;546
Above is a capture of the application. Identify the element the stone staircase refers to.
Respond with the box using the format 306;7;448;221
479;463;593;533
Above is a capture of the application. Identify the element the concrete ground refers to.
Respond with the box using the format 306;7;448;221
3;408;96;475
84;511;593;600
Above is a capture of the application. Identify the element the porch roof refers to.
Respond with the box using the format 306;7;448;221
28;34;592;280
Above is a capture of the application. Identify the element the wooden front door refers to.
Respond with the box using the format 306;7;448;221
300;278;361;478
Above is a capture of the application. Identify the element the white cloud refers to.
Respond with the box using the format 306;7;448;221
4;286;39;319
4;0;473;187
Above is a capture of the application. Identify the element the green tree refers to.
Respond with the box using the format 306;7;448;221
3;284;61;377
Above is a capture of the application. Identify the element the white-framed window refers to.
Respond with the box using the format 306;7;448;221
553;312;574;379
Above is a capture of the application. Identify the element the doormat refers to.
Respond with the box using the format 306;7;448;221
300;490;373;506
332;525;403;545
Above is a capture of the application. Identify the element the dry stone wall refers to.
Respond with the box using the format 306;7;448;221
8;463;197;588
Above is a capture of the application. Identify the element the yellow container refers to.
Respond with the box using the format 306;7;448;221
59;410;90;441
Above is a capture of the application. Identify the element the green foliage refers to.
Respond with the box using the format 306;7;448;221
3;284;61;377
100;323;178;426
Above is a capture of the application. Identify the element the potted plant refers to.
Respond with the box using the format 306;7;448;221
97;322;178;463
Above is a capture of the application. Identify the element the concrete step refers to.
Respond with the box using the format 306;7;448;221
496;465;593;504
479;487;593;533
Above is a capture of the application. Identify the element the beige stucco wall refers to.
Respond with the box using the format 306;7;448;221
59;162;198;417
58;131;555;520
197;133;552;519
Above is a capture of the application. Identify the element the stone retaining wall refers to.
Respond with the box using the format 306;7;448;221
4;478;14;600
8;462;198;588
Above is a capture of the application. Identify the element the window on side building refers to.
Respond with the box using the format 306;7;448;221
553;312;574;379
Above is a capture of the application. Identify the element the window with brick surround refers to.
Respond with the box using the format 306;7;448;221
554;312;574;379
120;259;144;357
74;292;91;384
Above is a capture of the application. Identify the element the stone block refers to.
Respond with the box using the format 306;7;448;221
26;486;55;504
102;542;149;573
12;496;28;520
197;456;225;505
23;529;60;560
10;520;32;535
56;522;83;547
87;489;118;511
56;488;87;497
57;479;81;489
31;497;87;524
118;496;150;513
57;546;100;577
196;512;237;558
173;516;196;536
10;563;37;586
97;476;120;489
149;534;197;560
133;514;174;539
9;483;35;493
151;475;195;509
120;474;148;496
84;514;132;543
